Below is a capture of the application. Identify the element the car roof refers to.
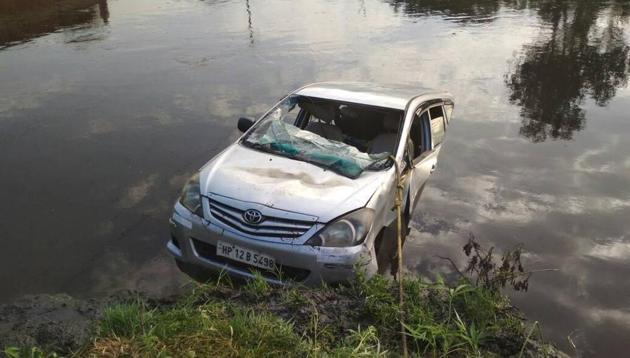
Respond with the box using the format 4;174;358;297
294;82;452;110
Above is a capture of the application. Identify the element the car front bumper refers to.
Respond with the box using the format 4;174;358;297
167;202;376;285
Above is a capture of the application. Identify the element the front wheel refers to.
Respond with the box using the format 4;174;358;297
375;215;411;275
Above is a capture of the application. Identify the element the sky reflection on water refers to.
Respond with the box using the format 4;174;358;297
0;0;628;356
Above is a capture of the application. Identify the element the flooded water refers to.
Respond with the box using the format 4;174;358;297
1;0;629;355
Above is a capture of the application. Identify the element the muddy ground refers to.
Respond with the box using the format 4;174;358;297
0;291;180;354
0;294;100;353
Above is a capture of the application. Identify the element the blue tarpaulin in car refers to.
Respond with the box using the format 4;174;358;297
247;118;389;178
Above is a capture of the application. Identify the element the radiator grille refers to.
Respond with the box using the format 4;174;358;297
207;197;314;239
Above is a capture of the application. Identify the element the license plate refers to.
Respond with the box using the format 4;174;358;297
216;241;276;271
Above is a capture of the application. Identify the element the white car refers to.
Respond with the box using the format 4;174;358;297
168;82;454;284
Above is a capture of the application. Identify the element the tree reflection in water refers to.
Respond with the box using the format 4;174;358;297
0;0;109;48
387;0;630;142
387;0;501;24
506;1;630;142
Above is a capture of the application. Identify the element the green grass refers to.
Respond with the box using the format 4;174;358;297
243;271;272;298
86;300;309;357
4;274;558;357
3;346;58;358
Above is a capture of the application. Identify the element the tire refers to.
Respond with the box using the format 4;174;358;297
387;198;411;276
374;229;390;275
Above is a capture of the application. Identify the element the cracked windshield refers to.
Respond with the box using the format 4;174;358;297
242;95;396;178
1;0;629;356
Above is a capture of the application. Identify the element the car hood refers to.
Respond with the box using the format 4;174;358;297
199;144;389;222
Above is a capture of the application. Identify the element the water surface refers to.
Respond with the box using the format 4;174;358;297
1;0;629;356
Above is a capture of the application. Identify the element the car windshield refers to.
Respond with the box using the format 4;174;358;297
241;95;403;179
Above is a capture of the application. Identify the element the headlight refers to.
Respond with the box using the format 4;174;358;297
179;173;203;217
306;208;374;247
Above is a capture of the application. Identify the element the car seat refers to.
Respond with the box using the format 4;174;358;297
369;113;400;154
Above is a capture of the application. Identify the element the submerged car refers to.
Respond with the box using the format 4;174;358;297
168;82;453;284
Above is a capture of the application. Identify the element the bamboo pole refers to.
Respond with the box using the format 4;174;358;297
390;156;408;358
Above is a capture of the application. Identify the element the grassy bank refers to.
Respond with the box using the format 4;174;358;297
5;271;565;357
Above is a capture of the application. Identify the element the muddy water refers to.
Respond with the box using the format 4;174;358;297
1;0;629;355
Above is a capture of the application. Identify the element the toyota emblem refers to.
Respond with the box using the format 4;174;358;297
242;209;263;225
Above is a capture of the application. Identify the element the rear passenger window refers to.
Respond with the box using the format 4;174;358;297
444;104;453;125
429;105;445;147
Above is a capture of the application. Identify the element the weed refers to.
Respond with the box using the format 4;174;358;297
280;286;308;308
519;321;539;358
453;309;487;355
463;234;531;293
98;301;152;337
3;347;58;358
331;326;387;357
352;273;399;340
243;271;271;298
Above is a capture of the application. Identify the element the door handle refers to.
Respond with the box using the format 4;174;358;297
430;164;436;173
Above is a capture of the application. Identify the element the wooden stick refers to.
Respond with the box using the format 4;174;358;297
390;156;408;358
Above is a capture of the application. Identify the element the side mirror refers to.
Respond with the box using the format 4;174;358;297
237;117;255;133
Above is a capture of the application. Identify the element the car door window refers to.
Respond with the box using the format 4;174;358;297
409;110;430;160
429;105;445;148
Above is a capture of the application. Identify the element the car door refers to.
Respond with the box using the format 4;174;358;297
407;103;446;212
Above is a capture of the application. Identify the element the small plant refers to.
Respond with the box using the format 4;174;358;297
351;272;400;341
3;347;58;358
453;309;487;356
98;300;151;337
281;286;308;307
332;325;387;356
402;280;495;357
243;270;271;298
214;268;235;288
462;233;531;293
